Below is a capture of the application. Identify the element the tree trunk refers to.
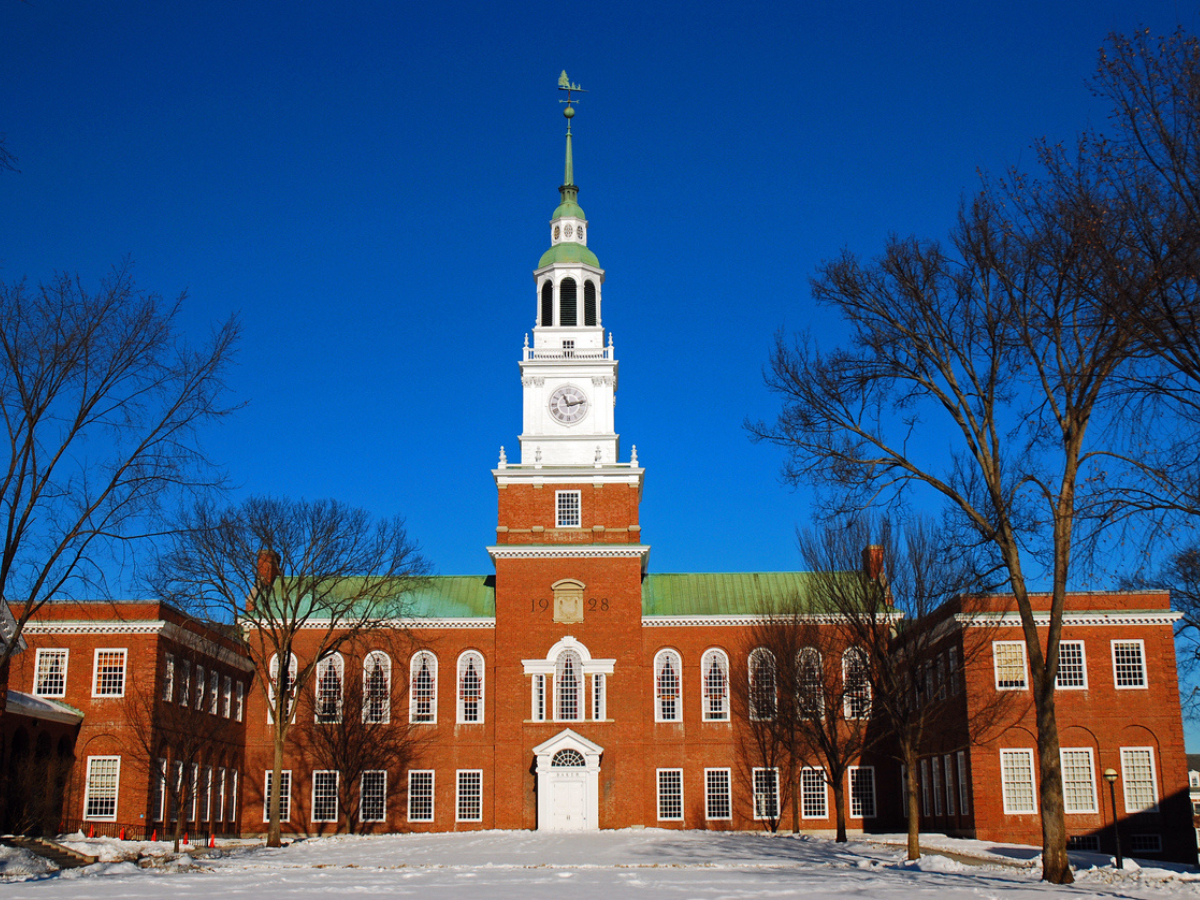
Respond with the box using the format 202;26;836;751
905;755;921;860
790;772;800;835
832;777;848;842
1035;680;1072;883
268;732;284;847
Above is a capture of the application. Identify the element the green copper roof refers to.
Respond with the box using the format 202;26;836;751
641;572;847;616
552;198;585;220
538;241;600;268
405;575;495;618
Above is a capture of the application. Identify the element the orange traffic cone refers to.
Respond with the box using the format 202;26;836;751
120;827;126;840
88;825;94;838
152;829;157;842
183;832;189;845
209;834;215;848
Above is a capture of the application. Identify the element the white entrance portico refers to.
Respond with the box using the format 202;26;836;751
532;729;603;831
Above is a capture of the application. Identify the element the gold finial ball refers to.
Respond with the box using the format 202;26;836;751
564;105;575;119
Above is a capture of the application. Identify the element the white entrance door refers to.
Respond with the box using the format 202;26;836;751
552;779;587;831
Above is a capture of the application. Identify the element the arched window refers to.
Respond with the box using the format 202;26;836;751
584;281;597;326
541;281;553;327
268;653;298;724
843;647;872;719
362;651;391;724
701;649;729;721
457;651;485;724
555;649;582;720
552;749;585;767
314;653;344;723
796;647;824;718
749;648;777;721
410;651;438;724
560;278;577;326
654;649;683;722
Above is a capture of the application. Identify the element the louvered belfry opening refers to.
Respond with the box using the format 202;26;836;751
584;280;597;325
560;278;577;326
541;281;553;326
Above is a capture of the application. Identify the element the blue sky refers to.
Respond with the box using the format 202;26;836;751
5;2;1199;735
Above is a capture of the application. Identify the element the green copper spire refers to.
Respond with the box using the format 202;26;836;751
540;73;598;269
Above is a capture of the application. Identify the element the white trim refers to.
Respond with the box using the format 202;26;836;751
488;544;651;562
456;769;483;822
999;749;1038;815
955;611;1181;628
700;647;730;722
801;766;828;819
263;770;292;823
359;770;387;823
295;617;495;630
408;770;435;823
83;755;121;821
409;651;438;725
311;770;339;823
654;648;683;723
704;768;732;821
1120;746;1159;813
643;612;903;627
555;490;582;528
752;767;780;821
849;766;877;819
656;768;684;821
992;641;1028;691
33;647;69;698
24;620;254;671
1111;639;1148;689
1055;640;1088;690
1059;747;1098;814
91;647;127;698
456;650;486;724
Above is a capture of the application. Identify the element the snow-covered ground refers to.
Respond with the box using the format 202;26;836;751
2;829;1198;899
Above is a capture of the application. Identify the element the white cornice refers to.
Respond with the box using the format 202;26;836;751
23;619;254;672
487;545;651;572
291;618;495;630
642;613;904;628
954;611;1182;628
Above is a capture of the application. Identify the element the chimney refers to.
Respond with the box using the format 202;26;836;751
862;544;884;581
249;548;281;612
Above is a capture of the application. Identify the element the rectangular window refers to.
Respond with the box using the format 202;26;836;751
180;660;191;706
209;670;220;714
1056;641;1088;689
92;649;127;697
222;675;232;718
197;766;211;822
957;751;971;815
408;771;434;822
705;768;731;820
216;768;227;823
993;641;1027;690
34;648;68;698
920;759;930;816
163;653;175;702
1068;835;1101;851
1121;747;1158;813
936;655;947;701
151;758;167;822
948;646;961;694
312;771;339;823
168;762;183;822
195;665;206;710
229;771;238;822
592;673;606;720
657;769;683;821
555;490;581;528
263;770;292;823
944;754;956;817
83;756;120;820
235;681;245;721
1000;749;1037;814
802;767;828;819
849;767;876;818
752;768;779;821
361;770;387;823
457;770;482;822
932;756;943;816
1060;748;1098;814
532;674;545;721
1112;640;1147;688
1130;834;1163;854
189;763;199;822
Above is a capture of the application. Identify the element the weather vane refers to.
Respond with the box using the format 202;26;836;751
558;71;586;120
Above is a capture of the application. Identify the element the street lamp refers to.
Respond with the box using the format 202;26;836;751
1103;768;1123;870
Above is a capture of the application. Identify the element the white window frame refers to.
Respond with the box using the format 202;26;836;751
1120;746;1159;813
748;647;777;721
701;648;730;722
849;766;876;819
944;753;956;817
555;490;581;528
360;770;387;823
222;675;232;718
83;755;121;821
457;651;485;724
363;651;392;724
456;770;483;822
215;767;227;822
920;759;930;816
180;660;191;707
801;766;828;819
592;672;606;720
657;768;684;821
1060;747;1098;814
152;757;167;822
267;653;298;724
992;641;1028;691
1000;748;1038;814
263;769;292;823
752;767;779;821
842;647;871;719
408;770;435;823
1055;640;1088;689
163;653;175;703
409;651;438;724
197;765;211;822
531;673;546;721
1112;640;1148;689
704;768;732;821
796;647;824;718
229;770;238;822
554;649;583;722
957;751;971;815
932;756;943;816
195;664;206;711
311;770;339;823
33;648;69;698
235;680;245;722
654;649;683;723
314;653;345;724
91;648;127;698
208;670;219;715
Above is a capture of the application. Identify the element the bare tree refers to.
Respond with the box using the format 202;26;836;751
0;264;238;685
749;181;1142;881
150;496;429;847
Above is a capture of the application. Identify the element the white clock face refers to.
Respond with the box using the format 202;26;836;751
549;384;588;424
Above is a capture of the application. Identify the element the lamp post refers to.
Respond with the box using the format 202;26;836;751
1103;768;1123;870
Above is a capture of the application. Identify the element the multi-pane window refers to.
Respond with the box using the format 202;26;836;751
168;761;184;822
216;768;227;822
1121;747;1158;812
993;642;1028;690
360;770;387;823
748;648;776;720
151;758;167;821
1000;749;1037;814
235;681;245;722
180;660;191;706
802;767;828;818
555;490;581;528
701;649;729;721
705;768;731;820
209;670;219;714
532;674;546;721
555;650;582;721
552;749;585;767
197;766;211;822
592;673;606;720
1056;641;1087;689
957;751;971;815
931;756;943;815
753;768;779;820
657;769;683;821
1130;834;1163;853
796;647;824;718
163;653;175;702
263;770;292;823
457;770;483;822
363;652;391;724
947;646;962;694
1112;641;1147;688
944;753;956;816
1060;748;1097;813
195;664;206;710
92;649;127;697
458;651;484;724
34;649;68;697
188;763;200;822
920;759;930;816
408;771;434;822
410;651;437;724
312;771;339;823
655;650;682;722
842;648;871;719
83;756;120;820
229;770;239;822
268;654;297;724
315;654;344;724
850;767;876;818
222;675;232;718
